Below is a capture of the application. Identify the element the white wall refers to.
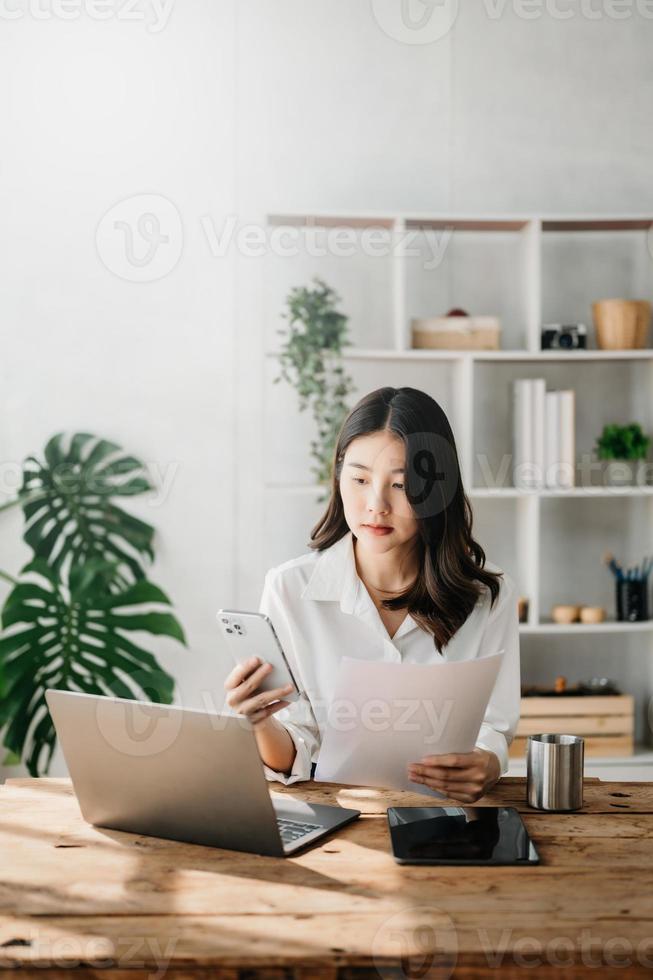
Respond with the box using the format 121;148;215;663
0;1;239;776
2;0;653;777
238;0;653;214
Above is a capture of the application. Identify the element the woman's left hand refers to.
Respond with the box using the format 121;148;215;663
407;748;501;803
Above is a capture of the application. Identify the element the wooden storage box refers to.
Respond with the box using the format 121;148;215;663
509;695;635;759
411;316;501;350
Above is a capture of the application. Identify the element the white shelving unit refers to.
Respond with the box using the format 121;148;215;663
255;211;653;773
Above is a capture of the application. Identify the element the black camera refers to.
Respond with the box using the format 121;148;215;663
541;323;587;350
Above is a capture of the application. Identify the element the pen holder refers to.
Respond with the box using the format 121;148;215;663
616;579;649;622
527;734;584;811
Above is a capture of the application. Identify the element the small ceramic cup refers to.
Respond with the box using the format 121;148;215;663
579;606;606;624
551;604;581;624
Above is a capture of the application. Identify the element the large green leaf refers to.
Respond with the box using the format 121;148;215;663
0;558;185;776
19;432;155;589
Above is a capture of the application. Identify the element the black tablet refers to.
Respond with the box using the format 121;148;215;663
387;806;539;865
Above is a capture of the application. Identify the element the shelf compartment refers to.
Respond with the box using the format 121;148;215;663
508;744;653;779
405;218;530;232
510;693;634;758
267;214;395;229
521;620;653;634
471;358;653;491
404;223;537;352
541;222;653;341
471;487;653;497
539;494;651;630
542;218;653;232
267;348;653;362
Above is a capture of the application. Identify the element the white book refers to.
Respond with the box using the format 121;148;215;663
512;379;533;489
531;378;546;489
545;391;560;488
558;389;576;489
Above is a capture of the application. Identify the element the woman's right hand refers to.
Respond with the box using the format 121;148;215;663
223;655;294;727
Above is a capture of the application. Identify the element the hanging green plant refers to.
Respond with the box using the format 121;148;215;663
274;278;356;493
0;433;186;776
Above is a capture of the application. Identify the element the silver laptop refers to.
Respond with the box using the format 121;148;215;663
45;689;360;856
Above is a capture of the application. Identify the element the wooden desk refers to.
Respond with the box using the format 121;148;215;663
1;776;653;978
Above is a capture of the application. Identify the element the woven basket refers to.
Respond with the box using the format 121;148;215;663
592;299;651;350
411;316;501;351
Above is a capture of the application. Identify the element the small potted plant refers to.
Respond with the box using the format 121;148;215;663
594;423;651;486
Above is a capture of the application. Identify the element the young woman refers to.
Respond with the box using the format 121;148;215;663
224;386;520;803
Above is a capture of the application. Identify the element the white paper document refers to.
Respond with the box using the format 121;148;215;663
314;652;504;795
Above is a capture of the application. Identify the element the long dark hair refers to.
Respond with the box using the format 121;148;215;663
309;386;503;652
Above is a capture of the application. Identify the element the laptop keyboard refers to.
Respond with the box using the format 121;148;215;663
277;816;322;845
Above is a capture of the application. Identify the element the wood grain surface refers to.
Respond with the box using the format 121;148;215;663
1;776;653;978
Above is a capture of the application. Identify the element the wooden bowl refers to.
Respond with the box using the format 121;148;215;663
579;606;606;624
551;604;581;624
592;299;651;350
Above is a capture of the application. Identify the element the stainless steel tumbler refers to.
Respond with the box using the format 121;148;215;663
526;734;584;811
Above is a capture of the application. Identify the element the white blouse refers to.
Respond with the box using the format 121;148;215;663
258;530;521;785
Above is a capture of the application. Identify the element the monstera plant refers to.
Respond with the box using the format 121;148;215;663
0;433;186;776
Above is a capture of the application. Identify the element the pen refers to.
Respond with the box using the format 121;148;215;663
603;551;624;581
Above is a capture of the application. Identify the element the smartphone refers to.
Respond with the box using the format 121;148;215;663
216;609;301;703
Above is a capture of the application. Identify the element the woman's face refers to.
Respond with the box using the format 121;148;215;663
339;430;419;550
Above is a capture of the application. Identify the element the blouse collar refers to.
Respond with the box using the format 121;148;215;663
300;530;419;641
300;530;358;613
